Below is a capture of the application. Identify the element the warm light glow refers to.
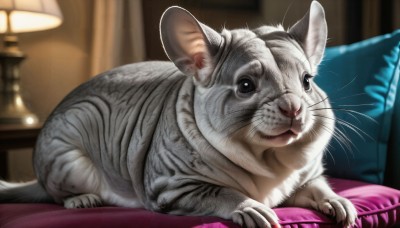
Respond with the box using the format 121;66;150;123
0;0;63;34
23;115;38;125
0;11;62;33
15;95;23;106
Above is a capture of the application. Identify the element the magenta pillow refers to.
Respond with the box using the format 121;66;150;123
276;178;400;227
0;178;399;227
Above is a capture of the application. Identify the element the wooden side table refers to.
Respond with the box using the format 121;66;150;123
0;124;42;179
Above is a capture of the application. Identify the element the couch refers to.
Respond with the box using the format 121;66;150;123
1;31;399;228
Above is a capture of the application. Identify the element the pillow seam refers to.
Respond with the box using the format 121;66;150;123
278;204;400;225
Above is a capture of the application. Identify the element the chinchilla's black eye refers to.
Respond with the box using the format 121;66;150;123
237;78;256;94
303;73;313;92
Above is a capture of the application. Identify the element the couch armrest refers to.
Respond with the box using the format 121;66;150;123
385;80;400;189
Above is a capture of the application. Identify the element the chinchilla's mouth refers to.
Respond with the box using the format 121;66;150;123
257;123;305;145
263;130;297;140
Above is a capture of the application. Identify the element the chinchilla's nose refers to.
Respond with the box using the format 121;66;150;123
278;93;302;118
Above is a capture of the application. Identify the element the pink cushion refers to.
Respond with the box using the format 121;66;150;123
276;178;400;227
0;178;399;227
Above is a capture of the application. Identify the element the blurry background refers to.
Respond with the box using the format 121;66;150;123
1;0;399;180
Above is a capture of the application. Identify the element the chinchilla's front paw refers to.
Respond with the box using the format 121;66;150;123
315;196;357;227
232;199;280;228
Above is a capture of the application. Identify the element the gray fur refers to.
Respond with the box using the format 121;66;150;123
0;180;53;203
0;2;357;227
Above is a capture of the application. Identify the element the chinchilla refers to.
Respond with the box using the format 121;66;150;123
0;1;357;227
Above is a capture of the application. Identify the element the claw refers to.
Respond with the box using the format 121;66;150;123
232;199;279;228
316;197;357;227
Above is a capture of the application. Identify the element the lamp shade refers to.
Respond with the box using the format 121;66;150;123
0;0;63;33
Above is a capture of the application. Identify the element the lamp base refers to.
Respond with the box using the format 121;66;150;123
0;46;39;126
0;94;39;125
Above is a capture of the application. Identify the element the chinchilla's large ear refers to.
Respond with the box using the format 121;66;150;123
289;1;327;68
160;6;222;84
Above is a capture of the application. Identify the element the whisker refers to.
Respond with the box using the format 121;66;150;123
340;111;362;124
337;75;359;92
224;108;259;116
247;118;264;139
318;120;353;154
308;92;369;110
309;119;340;164
311;107;377;124
308;96;329;108
317;126;336;165
336;103;376;107
313;118;356;165
316;114;366;140
225;116;261;138
313;74;360;106
329;92;367;101
334;124;357;156
335;123;358;165
313;114;374;142
281;0;295;26
324;147;335;165
226;120;252;137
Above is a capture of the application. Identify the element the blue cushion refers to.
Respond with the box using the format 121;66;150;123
316;30;400;184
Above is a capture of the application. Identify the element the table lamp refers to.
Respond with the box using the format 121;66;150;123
0;0;63;125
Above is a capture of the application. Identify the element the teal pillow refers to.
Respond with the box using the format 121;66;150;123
316;30;400;184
